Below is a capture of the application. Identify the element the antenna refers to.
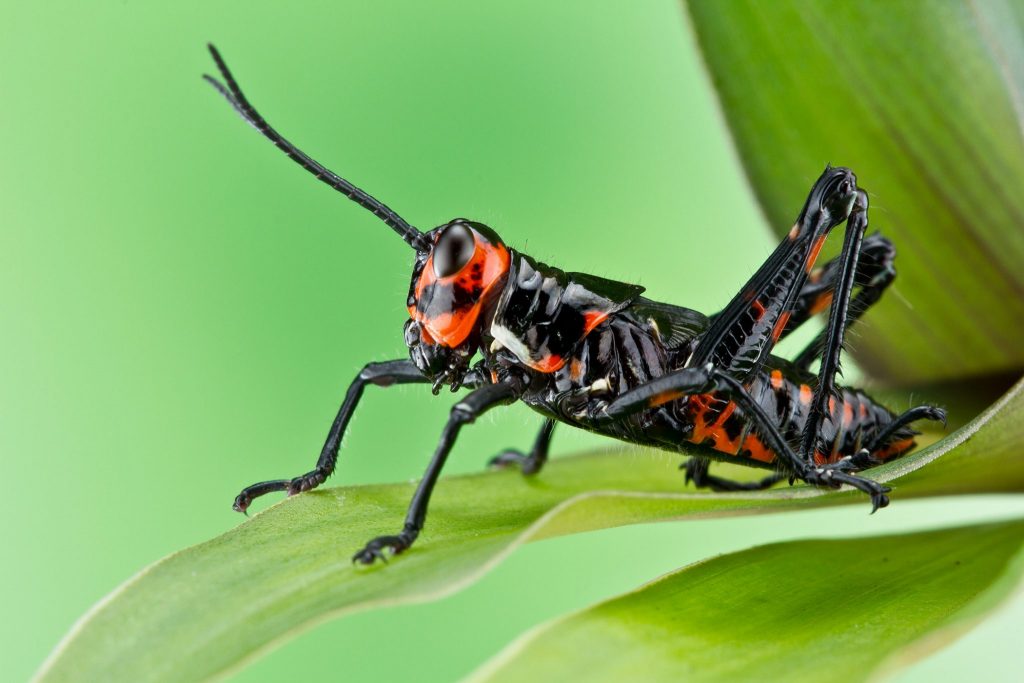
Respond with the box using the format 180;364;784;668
203;44;430;251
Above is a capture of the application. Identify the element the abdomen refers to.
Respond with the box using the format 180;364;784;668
680;364;915;467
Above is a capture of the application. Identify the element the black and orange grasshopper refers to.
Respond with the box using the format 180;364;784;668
204;46;945;564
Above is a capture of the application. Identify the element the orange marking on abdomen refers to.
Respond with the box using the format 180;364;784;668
687;395;712;442
799;384;813;405
770;370;784;390
741;433;775;463
704;401;737;454
686;394;737;450
569;358;583;382
708;426;741;454
875;437;916;461
842;401;854;427
708;401;739;452
532;354;564;373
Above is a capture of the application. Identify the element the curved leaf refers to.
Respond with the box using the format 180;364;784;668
685;0;1024;384
34;377;1023;682
469;519;1024;683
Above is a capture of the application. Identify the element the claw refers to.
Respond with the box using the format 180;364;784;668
232;495;251;515
929;406;948;429
352;547;388;565
488;449;543;476
488;450;522;469
352;533;414;566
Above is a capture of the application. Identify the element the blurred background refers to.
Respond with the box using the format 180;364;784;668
1;2;1020;681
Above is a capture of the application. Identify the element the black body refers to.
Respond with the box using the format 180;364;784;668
204;46;945;565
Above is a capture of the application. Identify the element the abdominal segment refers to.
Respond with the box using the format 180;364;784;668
681;369;914;466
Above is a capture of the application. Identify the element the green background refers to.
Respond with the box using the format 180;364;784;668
1;2;1019;681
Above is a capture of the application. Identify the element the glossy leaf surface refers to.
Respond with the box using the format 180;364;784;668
472;519;1024;683
686;0;1024;384
34;378;1023;682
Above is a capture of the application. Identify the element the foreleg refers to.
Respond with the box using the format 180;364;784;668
353;380;521;564
233;359;429;513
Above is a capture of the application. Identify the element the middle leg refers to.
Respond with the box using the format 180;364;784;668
683;457;784;492
488;419;556;475
353;379;522;564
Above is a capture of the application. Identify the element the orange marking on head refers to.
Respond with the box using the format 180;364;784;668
809;291;834;315
410;233;510;348
805;235;828;273
813;450;828;466
770;369;784;390
772;311;792;343
799;384;813;405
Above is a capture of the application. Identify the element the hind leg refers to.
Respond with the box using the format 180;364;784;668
598;365;892;511
776;233;898;371
683;457;784;492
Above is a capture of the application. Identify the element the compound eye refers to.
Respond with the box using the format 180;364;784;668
432;223;476;278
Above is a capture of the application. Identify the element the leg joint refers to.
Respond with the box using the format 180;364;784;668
449;403;477;425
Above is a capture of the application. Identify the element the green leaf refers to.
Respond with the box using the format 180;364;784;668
469;518;1024;683
34;377;1023;683
685;0;1024;385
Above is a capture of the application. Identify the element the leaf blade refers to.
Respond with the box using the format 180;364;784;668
685;0;1024;384
470;519;1024;683
34;377;1024;682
